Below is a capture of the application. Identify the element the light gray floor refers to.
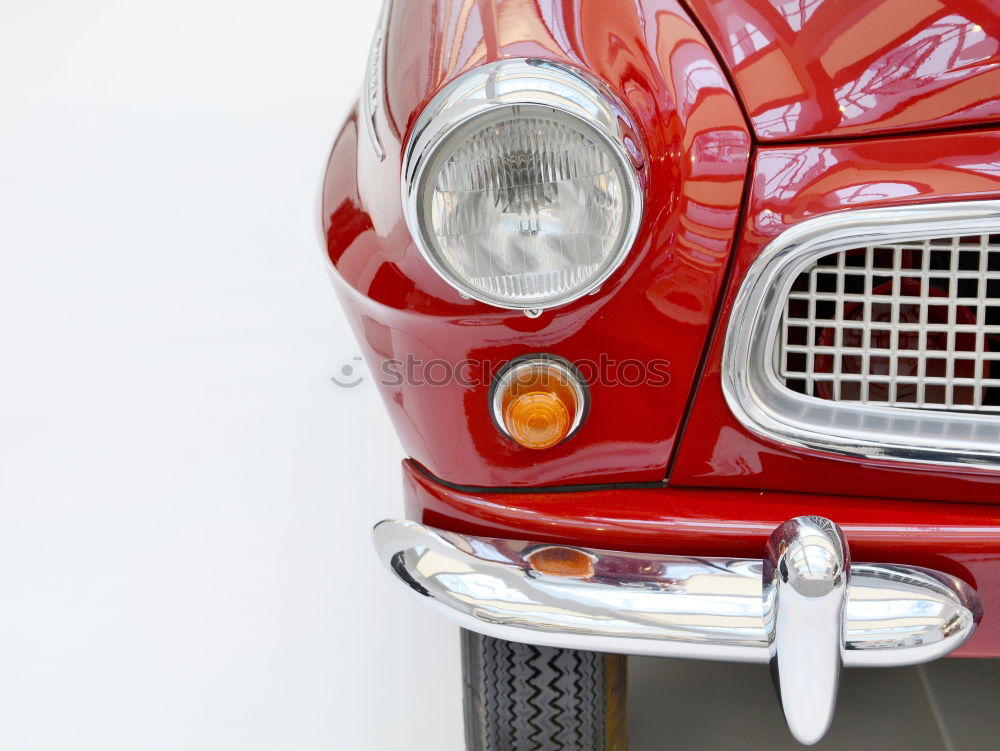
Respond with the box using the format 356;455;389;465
629;657;1000;750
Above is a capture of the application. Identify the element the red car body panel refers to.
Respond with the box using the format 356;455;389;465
672;130;1000;502
323;0;1000;656
686;0;1000;141
325;0;750;486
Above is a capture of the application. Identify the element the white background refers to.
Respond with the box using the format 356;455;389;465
5;4;1000;751
0;1;463;749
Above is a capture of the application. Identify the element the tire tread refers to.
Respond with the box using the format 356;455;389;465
461;629;626;751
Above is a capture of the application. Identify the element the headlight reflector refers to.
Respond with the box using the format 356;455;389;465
402;60;642;310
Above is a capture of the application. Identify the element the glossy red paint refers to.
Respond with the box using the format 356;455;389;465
686;0;1000;141
672;129;1000;502
323;0;1000;658
403;460;1000;657
324;0;750;486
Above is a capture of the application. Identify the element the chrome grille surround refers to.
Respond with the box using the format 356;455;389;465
723;200;1000;467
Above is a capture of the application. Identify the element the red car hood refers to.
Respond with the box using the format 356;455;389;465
686;0;1000;141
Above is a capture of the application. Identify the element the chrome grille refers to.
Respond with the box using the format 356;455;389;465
725;201;1000;467
777;233;1000;413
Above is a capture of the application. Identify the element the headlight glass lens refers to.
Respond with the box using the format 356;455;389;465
417;106;634;308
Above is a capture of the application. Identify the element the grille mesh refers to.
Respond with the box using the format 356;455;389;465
777;233;1000;413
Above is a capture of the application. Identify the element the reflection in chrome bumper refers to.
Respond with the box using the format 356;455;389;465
375;517;982;744
374;518;979;665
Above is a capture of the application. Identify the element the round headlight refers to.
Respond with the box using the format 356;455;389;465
402;59;643;311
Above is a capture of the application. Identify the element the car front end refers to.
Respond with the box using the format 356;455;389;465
321;1;1000;746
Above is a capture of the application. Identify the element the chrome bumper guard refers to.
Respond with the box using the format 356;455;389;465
374;516;982;745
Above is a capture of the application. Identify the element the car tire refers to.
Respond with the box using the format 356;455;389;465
461;629;627;751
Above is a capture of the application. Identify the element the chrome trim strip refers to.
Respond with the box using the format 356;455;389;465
361;0;390;161
400;58;644;310
723;200;1000;467
374;518;980;667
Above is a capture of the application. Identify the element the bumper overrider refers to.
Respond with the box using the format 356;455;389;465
374;516;981;745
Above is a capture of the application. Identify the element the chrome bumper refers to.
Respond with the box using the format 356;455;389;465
374;516;982;745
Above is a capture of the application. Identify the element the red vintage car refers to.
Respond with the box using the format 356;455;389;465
321;1;1000;747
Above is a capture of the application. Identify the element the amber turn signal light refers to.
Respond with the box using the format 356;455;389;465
492;357;587;450
526;546;596;578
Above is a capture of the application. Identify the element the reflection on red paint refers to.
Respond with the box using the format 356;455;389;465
687;0;1000;140
324;0;751;487
673;129;1000;503
323;0;1000;656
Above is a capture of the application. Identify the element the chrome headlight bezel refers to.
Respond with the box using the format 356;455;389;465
401;58;644;311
